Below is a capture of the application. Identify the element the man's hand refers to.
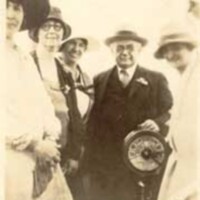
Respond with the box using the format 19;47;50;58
62;159;79;176
34;140;60;166
138;119;160;132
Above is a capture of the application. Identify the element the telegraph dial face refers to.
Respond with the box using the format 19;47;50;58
124;131;168;176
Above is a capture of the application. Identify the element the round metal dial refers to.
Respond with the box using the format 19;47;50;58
127;135;165;172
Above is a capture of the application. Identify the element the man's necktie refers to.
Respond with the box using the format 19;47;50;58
120;69;129;87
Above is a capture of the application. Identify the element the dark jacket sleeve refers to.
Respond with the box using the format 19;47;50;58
63;70;94;161
153;73;173;137
57;68;84;162
81;72;94;124
83;75;100;168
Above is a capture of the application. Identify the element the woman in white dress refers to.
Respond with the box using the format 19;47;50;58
28;6;74;200
29;6;72;151
4;1;62;200
154;23;200;200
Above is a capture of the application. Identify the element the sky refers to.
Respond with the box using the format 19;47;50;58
50;0;189;37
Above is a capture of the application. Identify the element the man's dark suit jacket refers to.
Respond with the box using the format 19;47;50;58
85;65;173;200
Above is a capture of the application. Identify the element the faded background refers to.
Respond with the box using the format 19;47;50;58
1;0;200;199
15;0;192;94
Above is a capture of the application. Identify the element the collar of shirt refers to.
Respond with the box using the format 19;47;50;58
36;45;56;60
117;63;137;80
6;40;18;51
36;48;59;84
62;64;83;84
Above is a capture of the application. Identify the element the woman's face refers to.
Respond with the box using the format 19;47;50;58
38;19;64;51
62;39;87;64
163;43;193;73
6;1;24;39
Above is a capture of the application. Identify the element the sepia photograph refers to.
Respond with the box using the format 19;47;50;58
2;0;200;200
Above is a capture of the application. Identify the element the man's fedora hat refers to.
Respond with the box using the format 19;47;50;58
8;0;50;31
105;30;148;46
29;6;71;43
59;34;100;52
155;23;199;59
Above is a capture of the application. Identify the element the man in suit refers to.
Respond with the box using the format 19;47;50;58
85;30;173;200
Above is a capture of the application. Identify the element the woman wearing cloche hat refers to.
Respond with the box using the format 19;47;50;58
57;34;99;200
29;7;75;200
155;22;200;200
154;28;198;60
5;1;64;200
29;6;72;159
29;6;71;43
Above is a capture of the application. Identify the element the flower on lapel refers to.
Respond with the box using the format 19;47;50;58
63;84;70;94
136;77;148;86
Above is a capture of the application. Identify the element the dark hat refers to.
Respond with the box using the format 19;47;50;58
8;0;50;31
105;30;148;46
29;6;71;43
154;24;199;59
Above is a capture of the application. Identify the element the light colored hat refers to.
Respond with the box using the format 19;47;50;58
190;0;200;3
59;34;99;52
105;30;148;46
29;6;71;43
155;23;199;59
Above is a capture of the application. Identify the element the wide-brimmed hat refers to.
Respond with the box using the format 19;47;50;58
59;34;99;52
8;0;50;31
29;6;71;43
154;23;199;59
105;30;148;46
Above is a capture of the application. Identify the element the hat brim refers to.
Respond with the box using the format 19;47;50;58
60;37;88;51
28;18;71;43
59;36;99;52
105;35;148;46
18;0;50;31
154;39;198;59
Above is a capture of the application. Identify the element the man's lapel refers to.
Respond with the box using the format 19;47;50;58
97;67;116;104
96;66;148;103
128;66;146;98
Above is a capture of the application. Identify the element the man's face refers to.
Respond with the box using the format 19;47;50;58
62;39;87;64
110;40;142;69
163;43;194;73
38;19;64;49
6;1;24;39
